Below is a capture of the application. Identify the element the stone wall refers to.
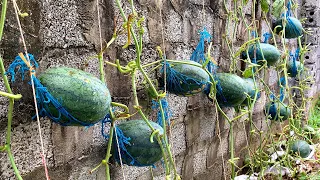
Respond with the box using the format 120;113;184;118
0;0;319;180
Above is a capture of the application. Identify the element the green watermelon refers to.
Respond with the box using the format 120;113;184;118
163;60;210;96
242;78;261;104
273;17;303;39
215;73;247;107
39;67;111;125
265;102;291;121
287;60;304;77
241;43;280;66
290;140;311;158
113;120;163;166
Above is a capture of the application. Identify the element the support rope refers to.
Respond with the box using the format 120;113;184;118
12;1;50;179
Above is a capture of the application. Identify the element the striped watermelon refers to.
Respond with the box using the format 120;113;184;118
39;67;111;125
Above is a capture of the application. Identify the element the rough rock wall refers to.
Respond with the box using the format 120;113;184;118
0;0;318;180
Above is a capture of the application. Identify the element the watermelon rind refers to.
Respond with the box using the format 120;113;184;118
39;67;111;125
114;120;164;166
241;43;280;66
163;60;210;96
265;102;291;121
215;73;248;107
289;140;311;158
273;17;303;39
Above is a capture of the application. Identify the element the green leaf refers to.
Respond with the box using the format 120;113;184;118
242;67;253;78
272;0;284;18
243;0;249;5
261;0;270;13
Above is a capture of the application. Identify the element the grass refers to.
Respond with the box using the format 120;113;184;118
308;96;320;128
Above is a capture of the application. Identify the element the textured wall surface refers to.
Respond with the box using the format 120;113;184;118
0;0;319;180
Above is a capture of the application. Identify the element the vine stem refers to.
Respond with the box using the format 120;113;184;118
114;0;180;178
104;108;115;180
0;91;22;99
0;0;23;179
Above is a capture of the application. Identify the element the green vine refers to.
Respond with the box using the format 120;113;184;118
0;0;23;179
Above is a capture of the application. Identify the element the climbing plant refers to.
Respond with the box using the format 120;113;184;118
0;0;318;180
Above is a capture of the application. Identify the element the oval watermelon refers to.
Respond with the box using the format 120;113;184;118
290;140;311;158
287;60;304;77
242;78;261;104
241;43;280;66
273;17;303;39
113;120;164;166
265;102;291;121
39;67;111;125
215;73;247;107
162;60;210;96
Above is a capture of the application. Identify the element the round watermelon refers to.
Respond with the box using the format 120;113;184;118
290;140;311;158
273;17;303;39
265;102;291;121
241;43;280;66
113;120;164;166
162;60;210;96
287;60;304;77
39;67;111;126
215;73;247;107
242;78;261;104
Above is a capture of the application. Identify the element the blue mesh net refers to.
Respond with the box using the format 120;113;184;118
190;27;211;64
279;77;286;102
162;62;208;96
263;32;271;43
5;53;38;82
190;27;217;74
101;119;153;167
151;98;172;127
288;48;301;77
5;53;99;127
279;1;302;38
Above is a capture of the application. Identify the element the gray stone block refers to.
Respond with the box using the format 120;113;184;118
304;45;319;64
302;0;320;9
301;7;320;27
303;27;320;45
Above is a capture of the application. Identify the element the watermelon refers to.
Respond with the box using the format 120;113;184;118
242;78;261;104
289;140;311;158
39;67;111;125
215;73;247;107
287;60;304;77
273;17;303;39
113;120;164;166
265;102;291;121
162;60;210;96
241;43;280;66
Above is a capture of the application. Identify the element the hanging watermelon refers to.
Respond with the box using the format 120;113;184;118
242;78;261;104
113;120;164;166
214;73;248;107
287;60;304;77
161;61;210;96
273;17;303;39
241;43;280;66
39;67;112;125
265;102;291;121
289;140;311;158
